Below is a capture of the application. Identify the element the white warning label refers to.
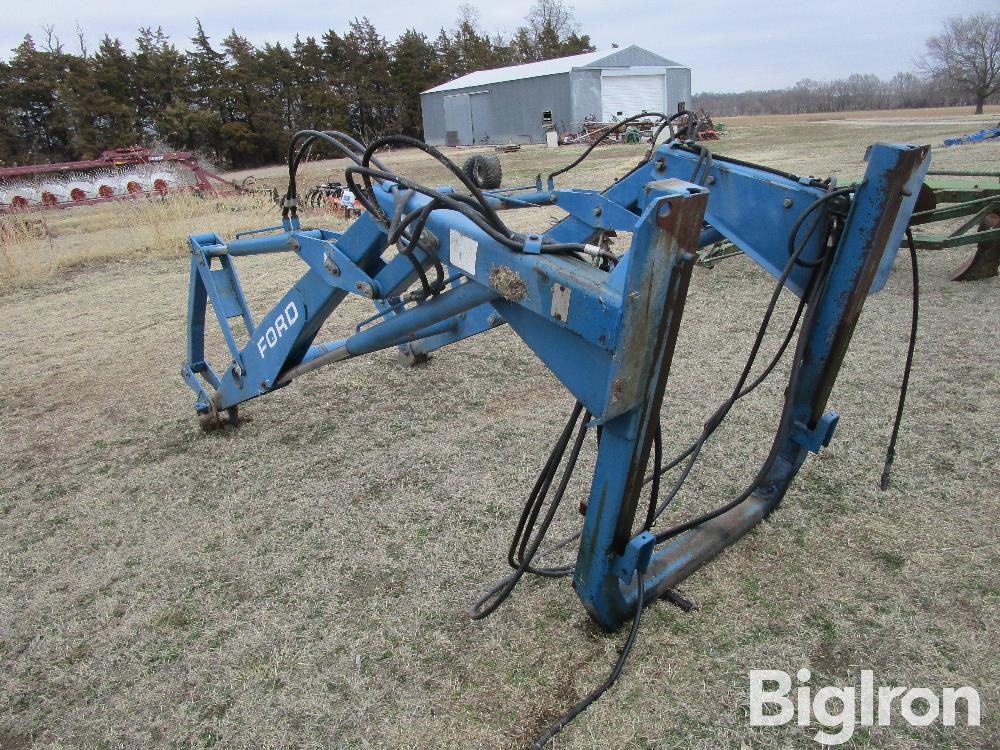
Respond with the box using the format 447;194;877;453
449;229;478;275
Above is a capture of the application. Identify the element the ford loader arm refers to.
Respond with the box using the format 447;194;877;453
183;140;930;629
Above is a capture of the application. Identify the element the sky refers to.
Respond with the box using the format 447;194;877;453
1;0;996;93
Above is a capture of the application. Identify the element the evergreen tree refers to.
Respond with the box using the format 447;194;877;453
293;35;342;131
7;35;73;160
452;5;497;75
220;31;269;164
319;29;353;134
341;18;394;139
132;27;189;143
433;29;460;81
0;8;606;168
392;30;441;137
187;19;228;158
88;36;141;148
0;60;19;164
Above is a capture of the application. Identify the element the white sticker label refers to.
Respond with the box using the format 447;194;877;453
449;229;478;275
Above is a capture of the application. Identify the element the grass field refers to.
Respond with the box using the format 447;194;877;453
1;107;999;749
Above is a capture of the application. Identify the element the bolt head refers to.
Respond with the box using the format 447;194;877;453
783;198;793;208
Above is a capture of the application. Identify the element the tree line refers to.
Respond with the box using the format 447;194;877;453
692;72;991;117
695;12;999;117
2;8;996;169
0;2;593;169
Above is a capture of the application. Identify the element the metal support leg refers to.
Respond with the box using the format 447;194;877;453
573;183;704;629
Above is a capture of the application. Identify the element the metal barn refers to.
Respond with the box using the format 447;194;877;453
419;46;691;146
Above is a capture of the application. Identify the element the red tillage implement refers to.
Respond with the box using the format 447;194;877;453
0;147;235;212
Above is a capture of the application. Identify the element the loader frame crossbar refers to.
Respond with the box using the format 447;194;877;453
183;140;930;630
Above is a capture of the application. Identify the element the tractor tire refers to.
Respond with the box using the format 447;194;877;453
462;153;502;190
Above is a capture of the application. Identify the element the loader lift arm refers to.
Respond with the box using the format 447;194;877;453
181;135;929;745
184;139;929;627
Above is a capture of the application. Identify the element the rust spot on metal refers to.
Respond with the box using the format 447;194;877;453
609;377;626;406
952;210;1000;281
651;180;708;249
488;264;528;302
914;182;937;213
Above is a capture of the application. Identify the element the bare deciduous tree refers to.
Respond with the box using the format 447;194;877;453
75;21;88;58
40;24;63;54
526;0;580;42
455;3;483;34
922;12;1000;114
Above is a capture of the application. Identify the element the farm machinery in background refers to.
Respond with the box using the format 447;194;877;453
0;147;238;212
178;120;931;746
910;169;1000;281
562;108;723;145
702;169;1000;282
942;126;1000;147
673;108;722;140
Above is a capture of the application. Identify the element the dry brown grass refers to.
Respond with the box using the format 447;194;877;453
0;192;282;287
721;104;1000;124
1;108;998;750
233;105;1000;194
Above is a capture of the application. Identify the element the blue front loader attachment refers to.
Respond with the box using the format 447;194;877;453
182;139;930;633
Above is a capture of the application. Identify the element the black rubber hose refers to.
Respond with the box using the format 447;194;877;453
786;186;857;268
879;228;919;490
639;184;851;522
647;109;699;149
469;403;586;620
651;239;839;544
284;130;387;216
645;212;825;523
345;164;520;249
514;411;591;577
670;142;808;184
344;163;590;255
360;134;508;234
529;571;646;749
641;258;811;498
642;422;663;531
546;111;671;182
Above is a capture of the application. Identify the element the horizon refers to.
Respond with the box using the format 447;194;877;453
2;0;997;94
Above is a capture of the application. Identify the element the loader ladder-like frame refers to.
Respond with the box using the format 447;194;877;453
183;142;930;630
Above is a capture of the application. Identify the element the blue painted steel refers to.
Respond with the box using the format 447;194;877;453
574;143;931;629
486;146;834;298
792;411;840;453
866;145;931;293
181;140;931;631
611;531;656;581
